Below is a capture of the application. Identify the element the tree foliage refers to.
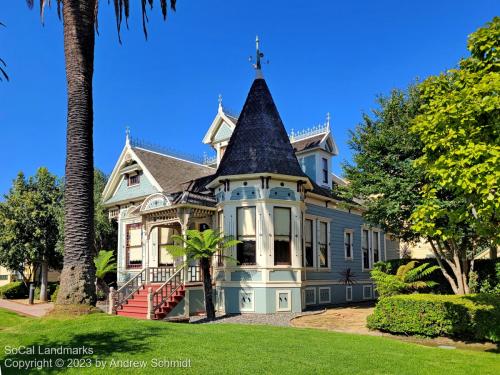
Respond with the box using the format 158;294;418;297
0;168;63;285
166;229;239;320
343;85;424;242
411;17;500;245
371;261;439;297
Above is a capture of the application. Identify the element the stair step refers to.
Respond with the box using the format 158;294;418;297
116;311;148;319
120;306;149;314
125;300;149;308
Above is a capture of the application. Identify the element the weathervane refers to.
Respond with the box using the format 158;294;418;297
249;35;269;77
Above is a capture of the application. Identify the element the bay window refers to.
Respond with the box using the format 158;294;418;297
274;207;291;265
304;219;314;267
237;207;256;265
126;223;142;269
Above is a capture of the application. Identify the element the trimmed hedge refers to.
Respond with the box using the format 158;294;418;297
367;293;500;342
0;282;28;299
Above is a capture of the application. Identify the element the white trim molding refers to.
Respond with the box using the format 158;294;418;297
276;290;292;312
345;285;353;302
363;285;373;300
318;287;331;304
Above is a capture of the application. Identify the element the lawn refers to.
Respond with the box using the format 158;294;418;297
0;309;498;375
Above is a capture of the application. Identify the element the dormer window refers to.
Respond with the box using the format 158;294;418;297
127;173;140;187
322;158;329;184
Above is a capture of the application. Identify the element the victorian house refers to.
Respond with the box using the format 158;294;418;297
102;43;400;319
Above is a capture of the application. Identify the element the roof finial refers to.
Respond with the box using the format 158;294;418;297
326;112;331;130
125;126;130;145
251;35;265;79
218;94;223;110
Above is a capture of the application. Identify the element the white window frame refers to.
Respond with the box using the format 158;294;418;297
372;230;381;265
239;290;255;312
345;285;353;302
304;287;316;306
363;285;373;300
318;287;331;304
361;227;383;271
344;229;354;260
276;290;292;312
303;218;315;268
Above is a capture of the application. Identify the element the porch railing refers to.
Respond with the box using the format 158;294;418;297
113;266;175;310
151;266;185;315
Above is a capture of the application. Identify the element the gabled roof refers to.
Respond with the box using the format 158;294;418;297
214;78;307;178
292;134;325;153
132;147;214;194
202;106;238;145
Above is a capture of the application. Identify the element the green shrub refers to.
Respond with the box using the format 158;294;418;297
34;283;59;300
50;285;59;302
0;282;28;299
367;293;500;342
380;258;500;295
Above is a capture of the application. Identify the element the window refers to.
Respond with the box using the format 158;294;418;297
236;207;256;265
363;285;373;300
362;229;370;270
126;223;142;269
158;227;175;266
216;211;224;266
239;290;254;312
318;221;328;268
322;158;328;183
344;229;353;260
274;207;291;265
346;286;353;302
373;231;380;264
127;173;140;187
305;288;316;305
276;290;291;312
304;219;314;267
319;287;331;304
0;275;8;281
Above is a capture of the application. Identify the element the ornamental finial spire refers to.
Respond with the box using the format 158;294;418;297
218;94;223;110
326;112;331;130
125;126;130;145
250;35;265;79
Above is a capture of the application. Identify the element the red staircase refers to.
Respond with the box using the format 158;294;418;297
116;283;186;320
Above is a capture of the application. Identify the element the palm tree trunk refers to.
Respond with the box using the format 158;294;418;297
39;259;48;302
56;0;97;306
200;258;215;321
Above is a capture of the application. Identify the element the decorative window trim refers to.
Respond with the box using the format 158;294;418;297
344;229;354;260
276;290;291;312
318;220;329;269
239;289;255;312
127;173;140;187
304;287;316;306
125;223;143;269
363;285;373;300
318;287;331;304
345;285;353;302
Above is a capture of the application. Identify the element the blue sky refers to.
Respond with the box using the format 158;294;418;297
0;1;497;196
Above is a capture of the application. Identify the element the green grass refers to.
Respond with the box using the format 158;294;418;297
0;309;498;375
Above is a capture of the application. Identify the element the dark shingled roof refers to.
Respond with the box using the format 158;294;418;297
215;78;307;179
292;133;325;153
132;147;214;194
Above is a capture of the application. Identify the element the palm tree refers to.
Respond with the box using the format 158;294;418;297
94;250;117;296
0;22;8;82
25;1;177;308
371;261;440;297
166;229;239;321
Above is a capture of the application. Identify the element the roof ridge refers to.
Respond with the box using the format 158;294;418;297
133;146;215;170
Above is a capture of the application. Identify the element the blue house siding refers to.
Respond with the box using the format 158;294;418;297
105;174;158;204
305;204;373;281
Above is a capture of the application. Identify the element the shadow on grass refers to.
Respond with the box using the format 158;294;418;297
1;320;164;374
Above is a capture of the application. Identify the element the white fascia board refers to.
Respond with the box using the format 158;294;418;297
202;109;237;145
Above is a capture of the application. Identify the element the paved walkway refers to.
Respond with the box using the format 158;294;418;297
291;303;498;352
0;299;54;317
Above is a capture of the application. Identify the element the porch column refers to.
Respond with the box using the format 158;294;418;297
178;208;192;283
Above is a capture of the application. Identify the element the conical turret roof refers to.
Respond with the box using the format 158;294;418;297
215;78;306;178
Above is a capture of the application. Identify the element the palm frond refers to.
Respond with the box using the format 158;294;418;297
94;250;117;280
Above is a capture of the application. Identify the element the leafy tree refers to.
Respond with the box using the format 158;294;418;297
24;1;178;307
411;17;500;294
166;229;239;321
0;168;63;301
371;261;439;297
343;85;424;243
94;250;117;296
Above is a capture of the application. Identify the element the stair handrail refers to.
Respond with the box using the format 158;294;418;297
115;267;148;309
152;265;185;312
